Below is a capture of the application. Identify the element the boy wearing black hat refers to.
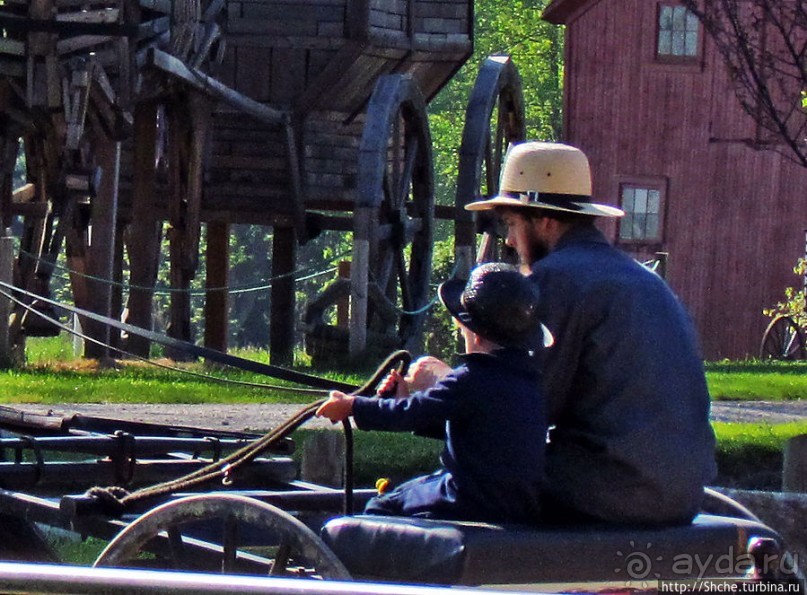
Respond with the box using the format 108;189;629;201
316;263;550;524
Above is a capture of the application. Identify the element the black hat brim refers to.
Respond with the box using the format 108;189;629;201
438;278;551;350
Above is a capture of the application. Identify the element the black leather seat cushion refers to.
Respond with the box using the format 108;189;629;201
320;514;781;586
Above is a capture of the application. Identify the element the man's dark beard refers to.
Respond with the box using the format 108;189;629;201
525;237;549;267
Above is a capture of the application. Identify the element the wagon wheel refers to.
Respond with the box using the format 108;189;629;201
456;56;526;270
94;494;351;579
350;74;434;356
760;315;806;360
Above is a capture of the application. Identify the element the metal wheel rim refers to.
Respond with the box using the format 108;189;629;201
93;493;351;580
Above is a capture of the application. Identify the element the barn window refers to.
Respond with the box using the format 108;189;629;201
657;5;700;58
619;185;663;242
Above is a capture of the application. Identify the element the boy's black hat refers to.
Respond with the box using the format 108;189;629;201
438;263;553;350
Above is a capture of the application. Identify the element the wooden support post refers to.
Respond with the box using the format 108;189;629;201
270;226;296;365
204;222;229;353
783;434;807;493
109;225;125;353
126;102;160;357
337;261;351;329
84;139;120;360
349;233;370;357
166;94;210;360
0;237;15;368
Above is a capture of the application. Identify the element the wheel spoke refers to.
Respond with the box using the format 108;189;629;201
95;494;351;579
397;135;419;206
167;527;187;570
395;248;413;312
761;316;804;360
269;542;292;576
221;513;238;573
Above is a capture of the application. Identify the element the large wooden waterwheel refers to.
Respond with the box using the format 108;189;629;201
350;75;435;356
455;56;526;269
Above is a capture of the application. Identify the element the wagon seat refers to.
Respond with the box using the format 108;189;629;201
321;513;788;588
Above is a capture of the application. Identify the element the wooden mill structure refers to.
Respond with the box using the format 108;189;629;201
0;0;527;363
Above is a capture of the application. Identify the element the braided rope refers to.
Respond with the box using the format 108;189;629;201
84;350;412;514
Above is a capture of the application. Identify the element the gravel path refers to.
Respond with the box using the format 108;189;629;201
11;400;807;435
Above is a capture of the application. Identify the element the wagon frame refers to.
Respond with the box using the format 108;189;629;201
0;397;804;593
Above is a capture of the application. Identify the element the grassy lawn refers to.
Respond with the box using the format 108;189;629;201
2;337;806;491
706;360;807;401
5;336;807;404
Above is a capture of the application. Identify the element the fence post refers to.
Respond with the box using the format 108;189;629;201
783;434;807;493
300;431;345;487
0;236;14;368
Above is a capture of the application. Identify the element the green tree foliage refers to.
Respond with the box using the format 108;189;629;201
763;258;807;328
429;0;564;208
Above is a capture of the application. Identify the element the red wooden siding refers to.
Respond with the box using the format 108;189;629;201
548;0;807;359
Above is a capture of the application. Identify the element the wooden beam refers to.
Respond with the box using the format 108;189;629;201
138;0;172;13
270;227;296;365
126;102;160;357
84;137;120;360
145;48;288;127
12;183;36;204
204;221;229;353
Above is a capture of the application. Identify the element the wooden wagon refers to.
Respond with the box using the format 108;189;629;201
0;0;527;363
0;400;803;593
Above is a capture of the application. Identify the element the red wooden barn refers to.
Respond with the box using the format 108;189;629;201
541;0;807;360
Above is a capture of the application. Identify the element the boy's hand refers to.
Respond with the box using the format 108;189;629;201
407;356;452;391
376;369;410;398
316;391;355;423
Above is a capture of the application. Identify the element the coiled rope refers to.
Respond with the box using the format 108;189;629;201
84;349;411;515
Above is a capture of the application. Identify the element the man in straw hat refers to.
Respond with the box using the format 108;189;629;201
417;141;716;526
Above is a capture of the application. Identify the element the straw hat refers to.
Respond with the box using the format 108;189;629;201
439;263;554;351
465;142;624;218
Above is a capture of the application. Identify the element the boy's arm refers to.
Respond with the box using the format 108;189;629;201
352;373;462;433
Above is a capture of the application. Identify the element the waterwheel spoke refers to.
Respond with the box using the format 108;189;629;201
269;541;293;576
397;135;419;207
395;247;413;312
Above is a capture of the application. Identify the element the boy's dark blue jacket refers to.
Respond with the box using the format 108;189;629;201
351;348;546;524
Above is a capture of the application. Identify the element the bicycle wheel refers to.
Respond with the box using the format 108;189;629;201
759;316;805;360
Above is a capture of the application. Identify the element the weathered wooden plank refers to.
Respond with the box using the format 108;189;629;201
0;38;26;57
0;59;25;78
56;8;120;23
208;155;289;170
232;46;271;101
224;33;343;50
240;3;343;21
268;48;306;104
270;226;296;365
138;0;172;13
203;221;229;353
57;35;113;55
147;48;287;127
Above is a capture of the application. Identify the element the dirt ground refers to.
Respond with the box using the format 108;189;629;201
11;400;807;435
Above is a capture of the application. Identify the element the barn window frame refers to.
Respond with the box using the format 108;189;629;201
616;179;667;244
655;3;702;63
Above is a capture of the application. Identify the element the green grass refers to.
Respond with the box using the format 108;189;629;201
1;336;366;405
8;337;807;404
706;360;807;401
296;422;807;491
712;421;807;489
5;337;807;492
